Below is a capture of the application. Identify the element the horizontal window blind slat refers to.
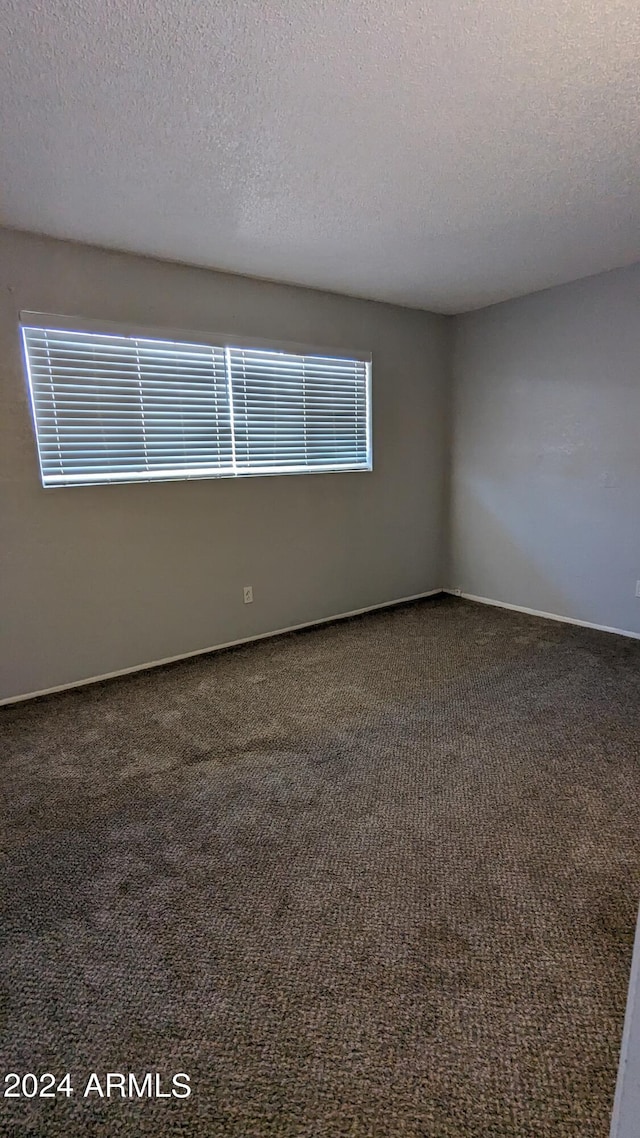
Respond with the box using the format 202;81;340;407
39;447;235;457
43;468;238;485
42;463;364;486
27;356;226;370
34;424;233;433
36;395;356;408
31;394;231;406
228;356;367;371
29;373;226;386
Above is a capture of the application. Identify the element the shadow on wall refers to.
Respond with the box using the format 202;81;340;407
451;471;638;630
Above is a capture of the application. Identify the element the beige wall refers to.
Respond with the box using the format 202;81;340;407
0;229;449;700
451;264;640;636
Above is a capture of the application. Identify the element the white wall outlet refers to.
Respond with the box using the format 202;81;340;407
635;580;640;599
243;585;253;604
452;587;462;597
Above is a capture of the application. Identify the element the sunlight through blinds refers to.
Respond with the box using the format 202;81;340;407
22;323;371;486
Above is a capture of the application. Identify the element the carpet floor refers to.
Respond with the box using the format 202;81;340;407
1;595;639;1137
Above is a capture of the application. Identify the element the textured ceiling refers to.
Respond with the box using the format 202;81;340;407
1;0;640;313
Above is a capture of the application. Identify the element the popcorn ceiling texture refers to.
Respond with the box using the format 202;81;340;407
1;0;640;312
1;596;639;1136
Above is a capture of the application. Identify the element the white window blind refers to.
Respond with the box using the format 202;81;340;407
21;321;371;487
229;347;369;473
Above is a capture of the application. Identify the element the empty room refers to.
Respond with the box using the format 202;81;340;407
1;1;639;1135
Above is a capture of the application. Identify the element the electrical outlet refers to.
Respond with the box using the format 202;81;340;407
243;585;253;604
452;587;462;597
635;580;640;599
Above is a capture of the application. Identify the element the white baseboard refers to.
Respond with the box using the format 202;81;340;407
446;590;640;641
1;588;444;706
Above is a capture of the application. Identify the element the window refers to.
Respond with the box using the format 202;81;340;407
21;316;371;487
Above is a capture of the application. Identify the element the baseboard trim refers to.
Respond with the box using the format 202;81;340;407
1;589;444;707
446;590;640;641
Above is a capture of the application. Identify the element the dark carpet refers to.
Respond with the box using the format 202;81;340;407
1;595;639;1137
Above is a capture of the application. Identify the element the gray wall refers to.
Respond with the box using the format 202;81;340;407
0;229;448;701
451;265;640;635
